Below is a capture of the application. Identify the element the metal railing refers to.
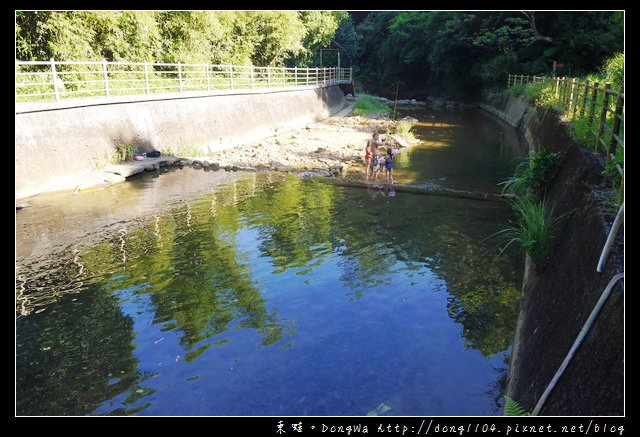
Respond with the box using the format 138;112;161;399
15;59;353;103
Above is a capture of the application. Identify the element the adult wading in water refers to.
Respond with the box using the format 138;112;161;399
364;132;383;180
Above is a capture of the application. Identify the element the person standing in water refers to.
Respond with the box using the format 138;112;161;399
384;148;395;184
364;132;382;180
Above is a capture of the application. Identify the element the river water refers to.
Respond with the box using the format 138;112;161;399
16;108;527;416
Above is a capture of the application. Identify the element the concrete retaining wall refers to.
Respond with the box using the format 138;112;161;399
16;85;345;199
481;95;624;415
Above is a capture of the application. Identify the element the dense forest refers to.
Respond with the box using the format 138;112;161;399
15;11;349;67
353;11;623;99
16;11;623;99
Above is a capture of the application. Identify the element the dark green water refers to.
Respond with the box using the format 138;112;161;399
16;109;525;416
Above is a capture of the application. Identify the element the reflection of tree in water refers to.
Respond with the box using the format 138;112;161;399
80;179;296;354
147;193;294;352
321;189;522;358
16;278;149;415
427;225;521;357
16;173;522;415
240;177;337;273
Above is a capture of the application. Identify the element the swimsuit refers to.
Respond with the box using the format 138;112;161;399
385;156;394;169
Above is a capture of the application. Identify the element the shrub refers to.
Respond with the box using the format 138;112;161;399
500;147;563;198
497;195;558;267
394;119;416;141
114;144;136;162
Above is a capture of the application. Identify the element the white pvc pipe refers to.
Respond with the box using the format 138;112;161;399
531;272;624;415
597;203;624;272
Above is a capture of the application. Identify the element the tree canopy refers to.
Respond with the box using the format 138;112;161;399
15;11;347;67
354;11;623;99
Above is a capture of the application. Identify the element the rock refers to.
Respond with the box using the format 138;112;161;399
401;116;419;124
275;138;282;145
388;134;410;148
192;161;203;169
312;169;332;177
209;162;220;171
366;402;391;416
315;147;327;154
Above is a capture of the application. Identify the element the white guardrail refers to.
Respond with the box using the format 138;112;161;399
15;59;353;103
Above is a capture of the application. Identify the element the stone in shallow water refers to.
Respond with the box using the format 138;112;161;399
366;402;391;416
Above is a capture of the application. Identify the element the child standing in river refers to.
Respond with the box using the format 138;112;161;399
384;148;395;184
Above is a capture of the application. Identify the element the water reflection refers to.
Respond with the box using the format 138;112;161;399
16;111;524;416
16;169;519;414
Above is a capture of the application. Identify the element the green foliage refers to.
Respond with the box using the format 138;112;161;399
497;195;558;266
160;144;205;158
114;144;136;163
501;147;563;198
394;120;416;141
507;83;527;97
603;153;623;184
355;11;623;99
604;52;624;91
504;396;531;416
353;94;391;116
16;11;344;68
333;14;358;66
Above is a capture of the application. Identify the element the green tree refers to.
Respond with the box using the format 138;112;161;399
334;14;358;66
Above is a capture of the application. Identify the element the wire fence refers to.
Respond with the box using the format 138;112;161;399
15;59;353;103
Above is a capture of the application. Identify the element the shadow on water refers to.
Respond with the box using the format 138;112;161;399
16;110;525;416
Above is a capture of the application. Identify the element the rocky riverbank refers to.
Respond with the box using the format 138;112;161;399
179;105;414;178
19;104;418;202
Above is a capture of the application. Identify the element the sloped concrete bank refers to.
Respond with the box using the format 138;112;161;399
481;95;623;415
16;85;345;199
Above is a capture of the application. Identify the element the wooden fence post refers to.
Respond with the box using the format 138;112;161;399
568;78;577;116
563;77;571;108
588;82;599;126
608;85;624;160
580;80;589;118
178;62;183;92
595;83;611;152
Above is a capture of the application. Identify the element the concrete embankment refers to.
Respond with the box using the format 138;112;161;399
16;85;345;199
481;95;623;415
